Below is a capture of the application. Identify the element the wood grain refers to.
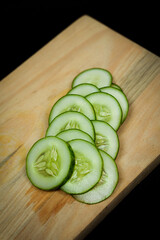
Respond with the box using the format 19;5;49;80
0;15;160;240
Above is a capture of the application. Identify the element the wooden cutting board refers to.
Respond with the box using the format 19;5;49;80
0;15;160;240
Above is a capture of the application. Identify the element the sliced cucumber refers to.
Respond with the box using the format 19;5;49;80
100;87;129;123
111;83;122;91
49;94;95;124
72;68;112;88
56;129;94;144
46;111;95;140
92;120;119;159
26;67;129;204
73;150;119;204
61;139;103;194
26;136;74;190
68;83;100;96
86;92;122;131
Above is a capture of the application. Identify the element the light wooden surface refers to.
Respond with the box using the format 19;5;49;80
0;15;160;240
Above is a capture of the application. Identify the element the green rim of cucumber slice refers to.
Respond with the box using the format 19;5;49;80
92;120;119;160
26;136;75;190
61;139;103;194
68;83;100;96
73;150;119;204
100;87;129;123
49;94;96;124
111;83;123;91
86;92;122;131
46;111;95;140
56;129;95;144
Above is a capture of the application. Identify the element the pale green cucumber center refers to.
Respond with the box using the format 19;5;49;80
79;76;100;86
93;104;111;122
65;104;81;112
62;120;80;131
95;170;108;187
70;151;92;183
34;147;60;177
95;134;109;152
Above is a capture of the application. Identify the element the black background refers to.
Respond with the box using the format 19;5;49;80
1;3;160;239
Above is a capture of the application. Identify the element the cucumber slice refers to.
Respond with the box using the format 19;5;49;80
56;129;94;144
72;68;112;88
100;87;129;123
73;150;119;204
111;83;122;91
68;83;100;96
86;92;122;131
46;111;95;140
26;136;74;190
61;139;103;194
92;120;119;159
49;94;95;124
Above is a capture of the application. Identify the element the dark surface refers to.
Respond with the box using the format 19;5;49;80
0;3;160;240
0;3;159;81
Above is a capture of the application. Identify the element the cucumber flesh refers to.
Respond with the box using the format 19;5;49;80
68;83;100;96
26;67;129;204
46;111;95;140
92;120;119;159
72;68;112;88
26;136;74;190
86;92;122;131
56;129;94;144
61;139;103;194
100;87;129;123
49;94;95;124
73;150;119;204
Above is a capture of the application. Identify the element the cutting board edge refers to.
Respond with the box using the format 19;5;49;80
0;14;160;240
75;154;160;240
80;15;160;57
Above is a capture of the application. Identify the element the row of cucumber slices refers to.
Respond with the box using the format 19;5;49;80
26;68;129;204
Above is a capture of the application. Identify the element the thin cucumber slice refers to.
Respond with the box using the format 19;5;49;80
100;87;129;123
92;120;119;159
56;129;94;144
68;83;100;96
49;94;95;124
61;139;103;194
111;83;122;91
72;68;112;88
86;92;122;131
26;136;74;190
73;150;119;204
46;111;95;140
